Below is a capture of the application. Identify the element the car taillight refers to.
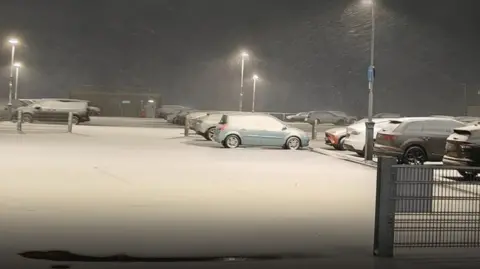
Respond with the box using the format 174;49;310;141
218;124;227;130
381;134;396;141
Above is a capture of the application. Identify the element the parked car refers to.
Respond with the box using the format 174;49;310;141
40;98;101;116
285;112;309;122
373;113;401;118
0;99;29;121
157;105;190;119
186;111;210;128
195;113;224;140
374;117;465;164
173;109;196;125
14;99;90;124
213;113;310;150
305;111;356;125
324;126;349;150
343;118;397;157
455;116;480;124
443;125;480;180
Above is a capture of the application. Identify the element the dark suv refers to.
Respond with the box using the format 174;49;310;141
374;117;465;164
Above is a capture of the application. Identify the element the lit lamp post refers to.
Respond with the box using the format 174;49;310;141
251;74;259;112
8;38;19;116
14;62;21;100
239;51;248;111
362;0;376;161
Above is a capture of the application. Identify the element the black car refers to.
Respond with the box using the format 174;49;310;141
443;124;480;180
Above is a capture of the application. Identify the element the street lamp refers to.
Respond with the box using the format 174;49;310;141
239;51;249;111
362;0;376;161
251;74;259;112
7;38;19;115
13;62;21;100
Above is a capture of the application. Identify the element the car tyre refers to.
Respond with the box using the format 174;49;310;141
333;137;346;150
22;113;33;123
285;136;301;150
223;134;241;149
72;115;80;125
204;127;215;141
403;146;427;165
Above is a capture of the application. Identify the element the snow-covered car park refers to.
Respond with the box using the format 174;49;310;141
2;123;480;267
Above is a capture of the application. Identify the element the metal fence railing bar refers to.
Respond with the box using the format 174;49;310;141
374;157;480;257
1;111;74;134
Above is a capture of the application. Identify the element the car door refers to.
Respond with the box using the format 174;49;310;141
32;100;55;121
258;116;287;146
421;120;456;160
235;116;263;146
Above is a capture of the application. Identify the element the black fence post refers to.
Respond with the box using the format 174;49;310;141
373;156;397;257
16;110;22;133
184;118;189;137
311;119;318;140
67;112;73;133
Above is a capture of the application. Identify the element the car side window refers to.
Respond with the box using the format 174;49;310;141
404;122;424;133
260;116;284;129
422;120;455;134
440;120;465;134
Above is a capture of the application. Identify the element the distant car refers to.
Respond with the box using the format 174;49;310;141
195;113;224;140
173;109;195;125
455;116;480;124
373;113;401;118
343;118;397;157
285;112;309;122
157;105;190;119
0;99;29;121
324;126;348;150
443;125;480;180
213;113;310;150
374;117;465;164
14;99;90;124
305;111;356;125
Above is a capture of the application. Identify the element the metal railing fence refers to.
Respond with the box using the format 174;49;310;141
374;157;480;257
1;110;75;134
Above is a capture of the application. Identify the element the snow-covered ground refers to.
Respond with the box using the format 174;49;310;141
0;125;378;267
1;125;479;268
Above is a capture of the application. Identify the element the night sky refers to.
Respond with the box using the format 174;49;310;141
0;0;479;116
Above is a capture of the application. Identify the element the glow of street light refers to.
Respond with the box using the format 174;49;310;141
361;0;373;5
14;63;21;68
241;51;249;58
253;74;259;80
148;99;155;103
8;38;19;45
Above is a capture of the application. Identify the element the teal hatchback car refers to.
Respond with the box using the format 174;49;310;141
213;113;310;150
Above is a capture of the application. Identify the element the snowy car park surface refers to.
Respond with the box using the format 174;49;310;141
1;125;479;268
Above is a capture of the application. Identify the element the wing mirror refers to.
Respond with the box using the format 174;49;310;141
282;126;287;131
33;105;41;110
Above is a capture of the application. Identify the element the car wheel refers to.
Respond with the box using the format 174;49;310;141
205;127;215;141
72;115;80;125
403;146;427;165
337;137;346;150
285;136;301;150
224;134;241;148
458;170;478;181
22;113;33;123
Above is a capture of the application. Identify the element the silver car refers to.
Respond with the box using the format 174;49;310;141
213;113;310;150
195;113;224;140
